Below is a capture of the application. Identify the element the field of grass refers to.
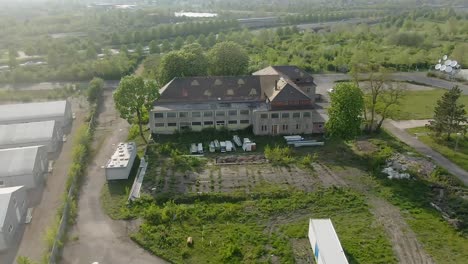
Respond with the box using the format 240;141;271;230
393;89;468;120
407;127;468;172
131;187;396;264
355;132;468;263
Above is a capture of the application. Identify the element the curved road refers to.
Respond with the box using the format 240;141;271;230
62;91;167;264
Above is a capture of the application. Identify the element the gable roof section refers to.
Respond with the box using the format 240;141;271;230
0;120;56;147
272;66;316;85
253;66;316;86
0;100;67;124
0;146;43;177
269;78;311;102
0;186;24;229
157;76;262;103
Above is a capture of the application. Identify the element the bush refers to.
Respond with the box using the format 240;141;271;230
264;145;295;166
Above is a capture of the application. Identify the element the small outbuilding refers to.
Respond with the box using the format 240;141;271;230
0;120;62;153
105;142;137;180
0;146;48;189
308;218;348;264
0;186;27;251
0;100;72;128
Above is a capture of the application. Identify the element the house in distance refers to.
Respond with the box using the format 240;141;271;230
149;66;327;135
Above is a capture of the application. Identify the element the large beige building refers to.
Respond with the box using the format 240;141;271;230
149;66;327;135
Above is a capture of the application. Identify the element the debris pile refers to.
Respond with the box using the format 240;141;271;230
216;155;267;164
382;153;436;179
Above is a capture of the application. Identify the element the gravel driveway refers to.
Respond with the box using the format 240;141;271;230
62;91;167;264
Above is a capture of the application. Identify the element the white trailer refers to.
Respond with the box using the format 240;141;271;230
308;219;349;264
209;142;215;153
225;141;233;152
220;141;226;153
233;135;242;147
242;138;257;152
197;143;204;154
190;144;197;154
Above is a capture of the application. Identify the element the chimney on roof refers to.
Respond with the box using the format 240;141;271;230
275;79;278;90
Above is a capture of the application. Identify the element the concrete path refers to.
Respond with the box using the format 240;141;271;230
383;120;468;186
62;91;167;264
391;119;431;130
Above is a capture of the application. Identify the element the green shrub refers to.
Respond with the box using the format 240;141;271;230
264;145;295;166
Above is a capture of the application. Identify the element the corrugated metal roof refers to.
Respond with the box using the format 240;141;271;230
0;146;44;177
0;120;56;147
309;219;349;264
0;100;67;124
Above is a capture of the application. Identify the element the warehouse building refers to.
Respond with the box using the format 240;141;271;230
150;66;326;135
0;100;72;128
308;219;349;264
0;186;27;251
0;146;48;189
105;142;137;180
0;121;62;153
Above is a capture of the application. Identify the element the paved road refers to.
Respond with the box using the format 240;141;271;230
391;119;431;130
383;120;468;186
62;91;167;264
314;72;468;94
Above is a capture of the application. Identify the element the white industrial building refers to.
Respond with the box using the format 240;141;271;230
0;120;62;153
105;142;137;180
0;100;72;128
308;219;349;264
0;186;27;251
0;146;48;189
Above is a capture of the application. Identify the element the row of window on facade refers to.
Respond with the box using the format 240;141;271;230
155;119;250;128
260;124;304;131
260;112;311;119
154;111;313;119
154;110;250;119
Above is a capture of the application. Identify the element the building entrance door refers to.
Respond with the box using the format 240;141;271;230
272;125;279;135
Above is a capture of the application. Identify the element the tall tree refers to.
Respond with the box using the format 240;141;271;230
161;39;171;53
326;82;365;140
87;77;104;104
207;41;249;76
114;76;159;143
173;36;184;50
427;86;467;141
149;40;160;54
157;51;187;85
8;48;18;69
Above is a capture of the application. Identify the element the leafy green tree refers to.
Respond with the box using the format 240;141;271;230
206;33;216;47
161;39;171;52
326;82;365;140
173;36;184;50
149;40;160;54
157;44;208;84
135;43;144;58
86;45;97;60
87;77;104;104
157;51;187;84
207;41;249;76
427;86;467;141
114;76;159;143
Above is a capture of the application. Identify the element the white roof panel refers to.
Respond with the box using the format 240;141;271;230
106;142;136;169
0;121;56;147
0;186;24;229
0;100;67;123
0;146;43;177
309;219;348;264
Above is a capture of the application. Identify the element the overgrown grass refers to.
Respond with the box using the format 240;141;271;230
354;132;468;263
393;89;468;120
130;187;396;264
407;127;468;172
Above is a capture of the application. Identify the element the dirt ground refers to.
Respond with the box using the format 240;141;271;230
0;97;89;264
146;162;320;195
62;91;167;264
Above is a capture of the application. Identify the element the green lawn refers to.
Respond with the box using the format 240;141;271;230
131;187;396;264
407;127;468;172
394;89;468;120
